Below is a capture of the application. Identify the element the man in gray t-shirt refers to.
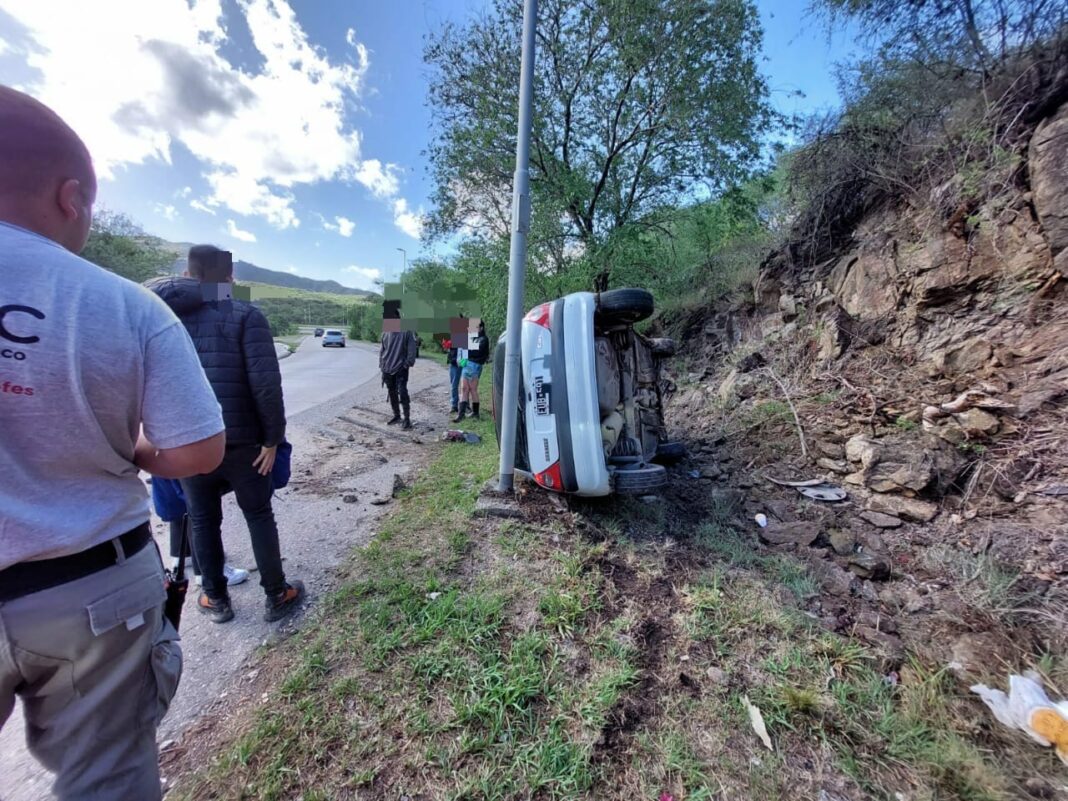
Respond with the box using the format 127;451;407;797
0;87;225;800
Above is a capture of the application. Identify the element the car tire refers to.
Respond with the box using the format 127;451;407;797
613;463;668;494
597;288;655;325
649;337;676;357
654;441;687;464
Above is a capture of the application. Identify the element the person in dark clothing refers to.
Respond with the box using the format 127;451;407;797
454;319;489;422
146;245;304;624
379;300;418;429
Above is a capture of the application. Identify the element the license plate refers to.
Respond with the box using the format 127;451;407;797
533;375;550;416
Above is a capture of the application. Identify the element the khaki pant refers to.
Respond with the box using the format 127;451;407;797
0;541;182;801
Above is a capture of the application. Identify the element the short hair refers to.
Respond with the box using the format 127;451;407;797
382;299;401;320
0;85;95;201
187;244;232;281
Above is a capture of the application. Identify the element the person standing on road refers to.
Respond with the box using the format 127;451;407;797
379;299;417;430
454;319;489;422
0;87;226;801
146;247;304;625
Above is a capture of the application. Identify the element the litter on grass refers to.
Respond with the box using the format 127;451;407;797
441;430;482;444
971;672;1068;764
742;695;773;751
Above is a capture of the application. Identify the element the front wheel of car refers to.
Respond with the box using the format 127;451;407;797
597;288;655;325
613;463;668;495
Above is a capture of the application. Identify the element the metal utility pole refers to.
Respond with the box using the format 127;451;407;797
396;247;407;290
497;0;537;493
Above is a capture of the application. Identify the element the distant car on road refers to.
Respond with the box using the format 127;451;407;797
314;327;324;337
322;330;346;348
492;288;683;497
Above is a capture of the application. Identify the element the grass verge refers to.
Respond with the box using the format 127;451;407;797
169;414;1067;800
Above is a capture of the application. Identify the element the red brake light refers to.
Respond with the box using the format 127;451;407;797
524;302;551;329
534;462;563;492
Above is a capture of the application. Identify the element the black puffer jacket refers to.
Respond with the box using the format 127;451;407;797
146;277;286;447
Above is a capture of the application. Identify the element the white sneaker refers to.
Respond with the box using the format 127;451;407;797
194;564;250;587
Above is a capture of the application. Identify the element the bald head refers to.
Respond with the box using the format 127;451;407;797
0;85;96;253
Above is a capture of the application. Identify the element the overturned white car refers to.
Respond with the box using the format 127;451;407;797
492;288;683;497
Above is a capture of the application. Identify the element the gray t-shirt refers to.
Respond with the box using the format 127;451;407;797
0;222;224;570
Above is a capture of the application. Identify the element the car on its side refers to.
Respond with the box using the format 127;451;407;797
314;327;325;337
321;329;346;348
492;288;683;497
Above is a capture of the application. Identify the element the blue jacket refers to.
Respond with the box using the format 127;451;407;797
152;440;292;521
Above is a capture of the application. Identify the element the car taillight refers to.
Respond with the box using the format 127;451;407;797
524;302;551;329
534;462;563;492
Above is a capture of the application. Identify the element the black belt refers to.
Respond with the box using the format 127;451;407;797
0;523;152;603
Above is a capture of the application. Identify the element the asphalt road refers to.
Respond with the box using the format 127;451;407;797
0;337;448;801
280;335;379;416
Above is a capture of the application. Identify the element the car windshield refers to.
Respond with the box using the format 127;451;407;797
325;331;342;336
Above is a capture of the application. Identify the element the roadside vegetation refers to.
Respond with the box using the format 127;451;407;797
167;408;1067;800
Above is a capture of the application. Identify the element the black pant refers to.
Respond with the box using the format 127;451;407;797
384;368;410;408
168;517;201;576
180;445;286;599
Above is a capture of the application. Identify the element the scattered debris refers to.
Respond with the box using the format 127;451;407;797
370;497;390;506
858;510;902;528
441;429;482;444
758;521;821;547
971;672;1068;764
766;475;848;502
342;494;358;504
754;513;768;528
742;695;773;751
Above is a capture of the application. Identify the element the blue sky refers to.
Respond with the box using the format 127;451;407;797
0;0;859;290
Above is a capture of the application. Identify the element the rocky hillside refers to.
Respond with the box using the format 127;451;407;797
663;97;1067;689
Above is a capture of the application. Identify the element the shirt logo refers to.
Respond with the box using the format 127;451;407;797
0;304;46;345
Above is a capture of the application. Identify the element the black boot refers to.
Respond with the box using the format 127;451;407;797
401;402;412;430
387;397;401;425
453;401;468;423
471;402;480;420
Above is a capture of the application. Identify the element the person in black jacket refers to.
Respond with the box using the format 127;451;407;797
146;246;304;624
454;318;489;422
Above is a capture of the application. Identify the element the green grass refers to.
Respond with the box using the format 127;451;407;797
169;405;1061;801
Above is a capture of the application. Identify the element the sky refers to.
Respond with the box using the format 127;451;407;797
0;0;859;291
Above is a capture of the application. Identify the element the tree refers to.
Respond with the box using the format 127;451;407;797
80;210;176;283
424;0;773;271
812;0;1066;78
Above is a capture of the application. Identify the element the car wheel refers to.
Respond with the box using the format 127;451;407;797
649;337;676;357
654;441;687;464
613;463;668;494
597;288;655;325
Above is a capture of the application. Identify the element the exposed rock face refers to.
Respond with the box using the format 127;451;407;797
1030;101;1068;269
844;434;962;495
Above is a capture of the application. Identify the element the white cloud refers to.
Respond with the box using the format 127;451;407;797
190;198;216;215
320;214;355;237
284;266;299;274
343;264;381;290
392;198;424;240
226;219;257;243
355;159;400;198
4;0;371;229
177;186;192;198
155;203;179;221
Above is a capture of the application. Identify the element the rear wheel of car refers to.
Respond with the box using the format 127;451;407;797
654;441;687;464
597;288;655;325
649;337;676;357
613;463;668;494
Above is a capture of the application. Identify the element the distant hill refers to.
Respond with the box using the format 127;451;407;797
163;242;376;298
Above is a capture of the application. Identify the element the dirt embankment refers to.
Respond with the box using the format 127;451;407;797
662;94;1068;690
